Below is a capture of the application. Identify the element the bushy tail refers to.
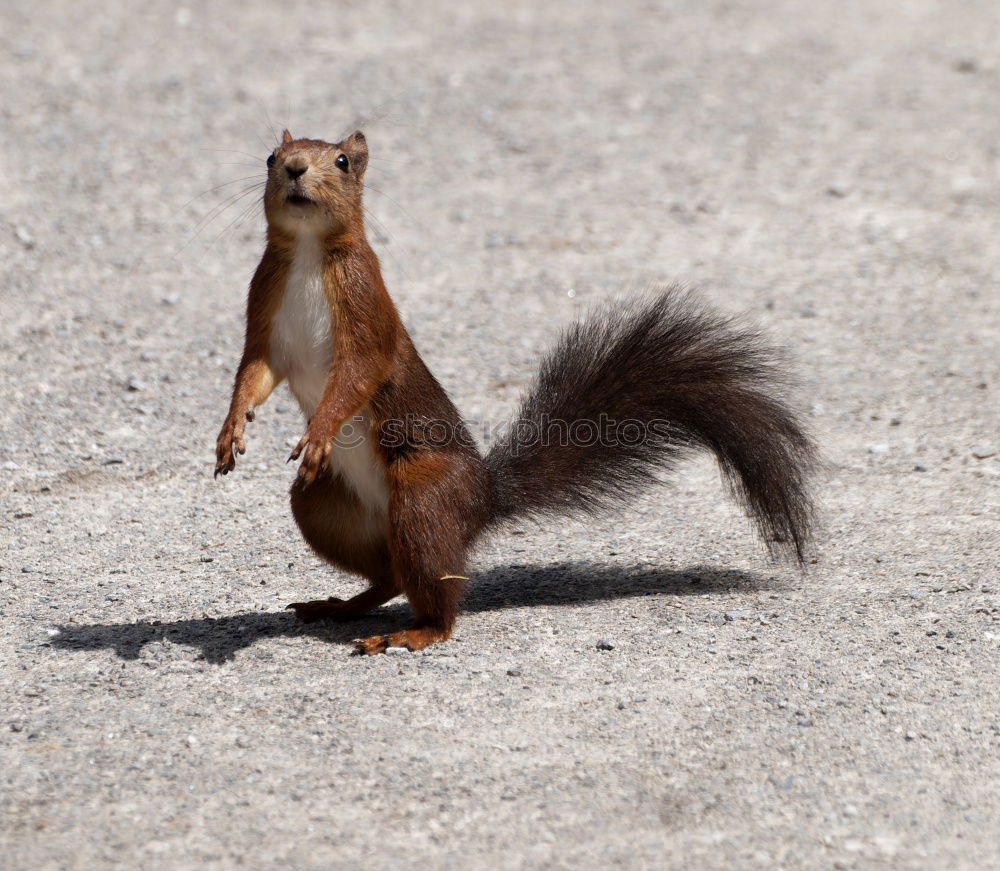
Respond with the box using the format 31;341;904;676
484;288;817;563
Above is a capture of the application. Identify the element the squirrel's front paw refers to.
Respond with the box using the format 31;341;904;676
287;427;333;486
214;413;249;477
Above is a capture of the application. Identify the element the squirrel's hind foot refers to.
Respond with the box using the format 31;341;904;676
286;581;400;624
286;597;360;623
353;625;451;655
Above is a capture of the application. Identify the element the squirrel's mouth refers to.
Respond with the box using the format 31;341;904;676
285;193;314;207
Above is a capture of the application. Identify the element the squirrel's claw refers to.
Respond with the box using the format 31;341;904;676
215;414;249;479
289;432;331;486
288;434;308;463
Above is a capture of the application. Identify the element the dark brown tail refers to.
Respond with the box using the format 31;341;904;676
484;288;817;563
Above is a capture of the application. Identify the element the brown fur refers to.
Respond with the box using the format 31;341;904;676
215;130;816;654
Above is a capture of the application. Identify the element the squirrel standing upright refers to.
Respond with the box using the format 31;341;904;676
214;129;816;654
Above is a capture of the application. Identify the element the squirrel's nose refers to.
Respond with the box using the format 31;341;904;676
285;164;307;180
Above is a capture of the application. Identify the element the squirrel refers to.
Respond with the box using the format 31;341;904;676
214;129;817;655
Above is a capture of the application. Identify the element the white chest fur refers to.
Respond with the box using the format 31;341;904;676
270;236;389;519
271;235;331;419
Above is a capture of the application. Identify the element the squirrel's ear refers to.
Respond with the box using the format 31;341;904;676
342;130;368;177
281;129;293;144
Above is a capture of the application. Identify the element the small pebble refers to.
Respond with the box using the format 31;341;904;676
506;667;523;677
971;444;997;459
868;443;890;454
15;226;35;248
913;462;928;472
385;646;410;656
799;304;817;318
596;639;615;651
3;461;19;471
724;609;752;621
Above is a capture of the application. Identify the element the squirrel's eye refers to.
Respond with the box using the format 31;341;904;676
266;153;276;168
335;154;349;172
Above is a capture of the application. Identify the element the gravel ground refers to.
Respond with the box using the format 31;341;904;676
2;1;998;868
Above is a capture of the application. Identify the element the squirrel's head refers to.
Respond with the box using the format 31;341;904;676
263;129;368;240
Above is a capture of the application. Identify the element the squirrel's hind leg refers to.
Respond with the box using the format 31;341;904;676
286;576;397;623
352;562;467;654
287;474;397;622
352;574;465;654
353;453;479;654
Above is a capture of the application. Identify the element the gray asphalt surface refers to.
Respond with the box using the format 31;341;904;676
2;1;998;868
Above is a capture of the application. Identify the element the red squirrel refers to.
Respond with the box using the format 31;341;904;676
214;129;816;654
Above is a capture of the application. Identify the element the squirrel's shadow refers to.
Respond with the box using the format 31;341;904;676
50;562;774;664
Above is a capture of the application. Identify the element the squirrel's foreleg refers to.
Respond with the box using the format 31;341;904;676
215;357;281;477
